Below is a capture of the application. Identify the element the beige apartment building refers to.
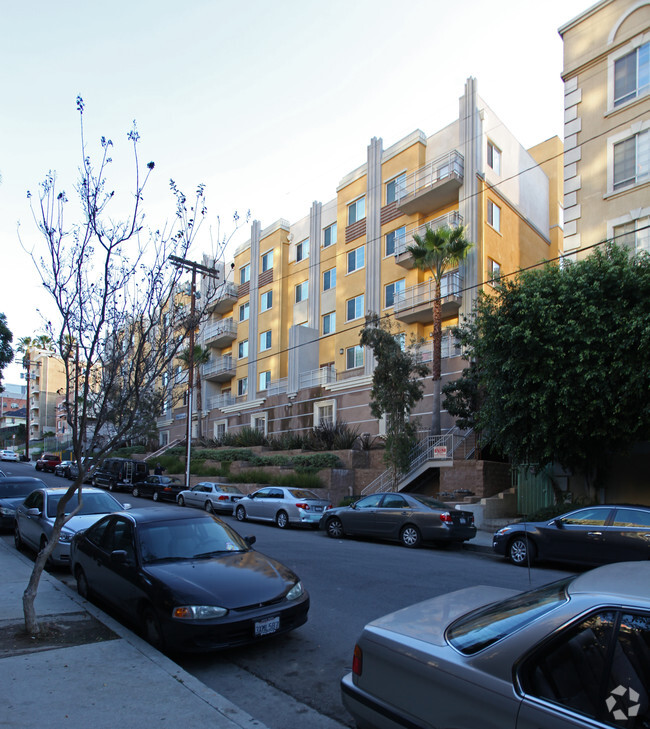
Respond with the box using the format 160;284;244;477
560;0;650;257
157;78;563;448
23;349;66;441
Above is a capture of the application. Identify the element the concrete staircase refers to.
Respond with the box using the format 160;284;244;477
450;487;518;531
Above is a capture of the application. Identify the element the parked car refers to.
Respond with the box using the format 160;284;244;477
92;457;149;492
70;507;310;652
14;486;129;567
493;504;650;567
0;449;20;462
67;457;95;483
54;460;76;478
342;561;650;729
0;476;47;530
235;487;332;529
35;453;62;472
132;475;184;502
177;482;245;513
319;492;476;547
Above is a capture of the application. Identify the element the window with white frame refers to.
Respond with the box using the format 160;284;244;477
322;311;335;335
385;278;405;308
239;302;250;321
348;196;366;225
613;130;649;190
296;238;309;262
487;200;501;232
295;281;309;303
347;245;365;273
252;413;267;434
258;371;271;391
238;377;248;397
386;173;406;204
214;420;227;441
314;400;335;427
260;330;272;351
488;258;501;284
238;339;249;359
260;289;273;311
346;345;364;370
323;267;336;291
346;294;364;321
487;141;501;175
613;217;650;254
240;264;250;285
385;226;405;257
323;222;337;248
614;42;649;107
261;249;274;272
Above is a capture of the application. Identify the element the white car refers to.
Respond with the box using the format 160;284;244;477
177;482;245;514
0;450;20;462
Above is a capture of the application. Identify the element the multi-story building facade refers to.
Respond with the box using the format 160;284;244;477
560;0;650;257
157;78;563;446
23;349;66;441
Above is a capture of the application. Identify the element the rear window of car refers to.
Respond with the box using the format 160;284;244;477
411;495;449;510
447;578;572;655
0;480;38;498
288;489;319;500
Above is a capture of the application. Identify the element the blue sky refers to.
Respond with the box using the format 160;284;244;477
1;0;592;382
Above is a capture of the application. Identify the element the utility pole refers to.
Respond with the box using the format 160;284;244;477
169;255;220;489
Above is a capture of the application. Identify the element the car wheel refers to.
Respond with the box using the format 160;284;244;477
508;535;536;566
75;567;91;600
152;491;160;502
177;495;185;507
142;608;166;652
132;486;140;498
276;510;289;529
400;524;421;548
326;517;344;539
205;500;214;513
14;523;23;551
108;482;115;492
235;505;246;522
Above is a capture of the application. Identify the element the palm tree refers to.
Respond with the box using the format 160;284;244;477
407;224;472;435
33;334;55;352
178;345;211;438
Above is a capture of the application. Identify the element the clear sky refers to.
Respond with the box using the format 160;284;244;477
1;0;592;383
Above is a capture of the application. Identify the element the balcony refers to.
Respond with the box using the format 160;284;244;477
207;281;239;315
410;330;462;362
298;366;337;389
394;211;463;269
208;393;236;410
204;318;237;348
202;355;236;383
394;271;463;324
396;151;464;215
266;377;288;397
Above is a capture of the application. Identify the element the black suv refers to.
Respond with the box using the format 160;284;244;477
92;458;150;492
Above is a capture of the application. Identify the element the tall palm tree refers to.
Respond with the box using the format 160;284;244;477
178;344;211;438
16;336;33;356
33;334;55;352
407;224;472;435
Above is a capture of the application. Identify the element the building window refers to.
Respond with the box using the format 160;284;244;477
614;42;649;107
239;302;250;321
296;238;309;262
314;400;335;426
348;196;366;225
238;377;248;397
347;245;365;273
385;226;405;257
252;414;267;434
323;222;337;248
261;250;274;272
385;279;405;308
240;264;250;285
346;295;364;321
260;330;272;351
386;173;406;204
260;289;273;311
487;200;501;232
259;371;271;391
614;130;649;190
323;267;336;291
295;281;309;303
214;421;227;440
614;217;650;254
487;141;501;175
238;339;249;359
322;312;335;335
488;258;501;284
346;345;364;370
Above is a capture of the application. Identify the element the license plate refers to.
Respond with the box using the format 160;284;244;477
314;506;323;512
459;517;466;525
255;616;280;636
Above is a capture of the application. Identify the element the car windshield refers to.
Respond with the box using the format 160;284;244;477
447;578;572;655
46;492;122;518
0;481;37;498
410;495;450;510
287;489;320;500
138;516;250;562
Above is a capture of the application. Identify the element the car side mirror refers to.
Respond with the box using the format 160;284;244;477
553;518;564;529
122;503;132;510
26;508;41;517
244;535;256;547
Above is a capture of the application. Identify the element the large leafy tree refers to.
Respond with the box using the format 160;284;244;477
360;314;429;487
407;224;472;435
0;313;14;392
454;243;650;490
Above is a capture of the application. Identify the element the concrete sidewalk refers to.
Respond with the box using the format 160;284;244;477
0;538;269;729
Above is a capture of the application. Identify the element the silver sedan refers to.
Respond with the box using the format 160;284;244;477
176;482;245;514
235;487;332;529
342;561;650;729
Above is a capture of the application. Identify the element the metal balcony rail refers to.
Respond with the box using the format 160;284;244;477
267;377;288;397
298;366;337;389
208;280;238;305
209;393;236;410
394;211;464;257
394;271;462;311
202;355;235;379
409;330;461;363
203;318;237;341
396;150;464;203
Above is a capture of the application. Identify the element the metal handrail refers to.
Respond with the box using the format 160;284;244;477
394;211;463;257
396;150;464;203
298;366;337;389
394;271;462;313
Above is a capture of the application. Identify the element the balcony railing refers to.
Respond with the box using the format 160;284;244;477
202;355;235;382
394;211;463;258
203;318;237;347
408;330;461;362
396;151;464;214
208;393;236;410
266;377;288;397
394;272;463;324
207;280;239;314
298;366;337;389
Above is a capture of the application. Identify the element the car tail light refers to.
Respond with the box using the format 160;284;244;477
295;502;309;510
218;495;229;501
440;512;453;523
352;644;362;676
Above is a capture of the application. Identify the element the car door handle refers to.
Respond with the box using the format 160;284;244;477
587;531;602;537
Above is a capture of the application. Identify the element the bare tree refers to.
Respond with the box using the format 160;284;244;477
18;96;236;635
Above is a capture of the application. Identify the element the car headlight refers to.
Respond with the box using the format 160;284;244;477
0;506;14;516
495;527;513;536
286;582;304;601
172;605;228;620
58;531;74;543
